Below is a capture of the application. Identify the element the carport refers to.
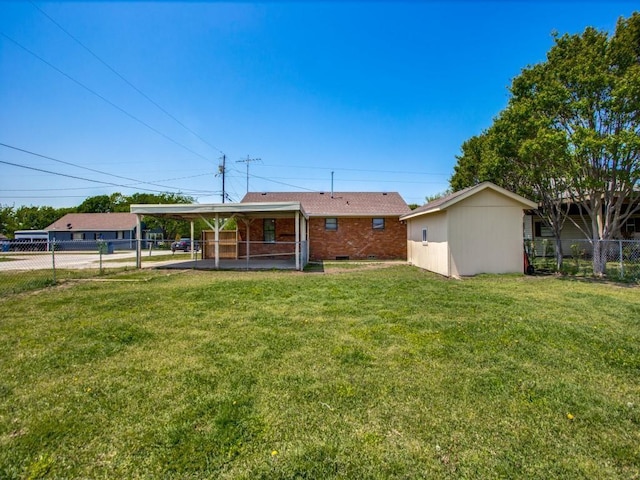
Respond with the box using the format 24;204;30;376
130;202;309;270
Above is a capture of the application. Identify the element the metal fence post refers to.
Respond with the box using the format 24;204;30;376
619;240;624;279
51;237;56;285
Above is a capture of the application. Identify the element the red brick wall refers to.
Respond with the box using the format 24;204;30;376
237;218;297;258
236;216;407;261
308;217;406;261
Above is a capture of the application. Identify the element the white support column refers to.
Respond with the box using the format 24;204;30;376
246;220;251;270
135;214;142;269
214;213;220;269
301;215;308;267
190;220;195;260
295;211;300;271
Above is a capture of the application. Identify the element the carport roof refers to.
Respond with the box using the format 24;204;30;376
130;201;308;220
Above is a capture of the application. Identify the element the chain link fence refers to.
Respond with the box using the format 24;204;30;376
0;239;187;295
0;237;306;295
528;238;640;281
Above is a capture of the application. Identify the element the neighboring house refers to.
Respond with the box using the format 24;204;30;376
241;192;411;261
525;209;640;257
45;213;142;250
401;182;537;277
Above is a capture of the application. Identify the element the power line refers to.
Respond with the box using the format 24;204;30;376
0;158;166;193
1;33;213;164
0;142;206;192
229;168;319;192
30;1;225;156
260;163;450;177
0;156;217;196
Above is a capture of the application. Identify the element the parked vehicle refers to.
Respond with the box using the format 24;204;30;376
171;238;199;252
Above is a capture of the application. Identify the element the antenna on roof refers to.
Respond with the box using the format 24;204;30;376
331;171;334;198
237;155;262;194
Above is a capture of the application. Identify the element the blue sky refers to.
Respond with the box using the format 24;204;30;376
1;1;637;208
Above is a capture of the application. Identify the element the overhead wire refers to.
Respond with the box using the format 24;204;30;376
0;155;218;196
1;33;214;164
29;1;226;156
0;142;210;192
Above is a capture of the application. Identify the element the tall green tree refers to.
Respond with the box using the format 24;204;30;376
452;13;640;276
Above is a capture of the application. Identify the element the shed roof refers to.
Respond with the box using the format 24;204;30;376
400;182;537;221
46;213;139;231
241;192;410;217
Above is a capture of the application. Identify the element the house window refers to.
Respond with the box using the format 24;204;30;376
535;222;554;237
72;232;84;241
372;218;385;230
422;228;428;244
325;218;338;231
264;219;276;243
117;231;125;240
624;217;640;234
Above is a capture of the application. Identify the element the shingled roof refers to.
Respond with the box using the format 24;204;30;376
46;213;138;231
241;192;410;217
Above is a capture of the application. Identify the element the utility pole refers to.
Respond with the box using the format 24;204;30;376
218;154;226;203
236;156;262;193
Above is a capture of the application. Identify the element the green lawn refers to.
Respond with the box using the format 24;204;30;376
1;265;638;479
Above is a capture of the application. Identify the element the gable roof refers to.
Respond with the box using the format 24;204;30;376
400;182;537;221
45;213;139;231
241;192;410;217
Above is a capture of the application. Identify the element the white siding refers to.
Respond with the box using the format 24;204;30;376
448;189;525;276
406;211;449;277
523;215;533;240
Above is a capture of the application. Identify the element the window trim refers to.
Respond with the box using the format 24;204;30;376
263;218;276;243
372;218;385;230
325;218;338;231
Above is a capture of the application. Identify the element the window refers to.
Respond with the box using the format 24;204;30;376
624;217;640;234
117;231;125;240
422;228;428;244
325;218;338;231
372;218;385;230
263;219;276;243
534;222;554;237
72;232;84;241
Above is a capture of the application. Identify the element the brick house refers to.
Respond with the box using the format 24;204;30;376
241;192;410;261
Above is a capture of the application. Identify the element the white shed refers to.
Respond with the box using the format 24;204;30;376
401;182;537;277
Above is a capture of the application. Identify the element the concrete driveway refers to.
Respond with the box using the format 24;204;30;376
0;250;146;271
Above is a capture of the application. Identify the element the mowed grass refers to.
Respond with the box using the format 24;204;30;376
0;265;638;479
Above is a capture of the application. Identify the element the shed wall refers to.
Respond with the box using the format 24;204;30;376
448;189;525;276
406;211;449;276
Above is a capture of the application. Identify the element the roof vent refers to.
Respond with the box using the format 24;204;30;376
261;192;267;196
382;192;388;195
319;192;325;195
67;223;72;229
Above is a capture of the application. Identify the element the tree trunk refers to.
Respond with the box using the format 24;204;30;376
554;236;564;271
592;239;607;277
592;200;606;277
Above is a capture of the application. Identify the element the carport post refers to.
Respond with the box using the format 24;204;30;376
135;214;142;269
301;215;308;267
214;213;220;269
295;210;300;271
190;221;195;260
